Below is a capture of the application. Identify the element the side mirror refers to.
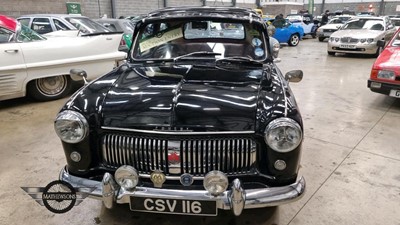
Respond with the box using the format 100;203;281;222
285;70;303;83
70;69;88;84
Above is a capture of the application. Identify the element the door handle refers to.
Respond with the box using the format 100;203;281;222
4;49;18;53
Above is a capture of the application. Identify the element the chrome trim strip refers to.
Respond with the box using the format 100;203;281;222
101;126;255;135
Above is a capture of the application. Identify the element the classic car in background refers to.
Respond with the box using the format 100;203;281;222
316;15;354;42
286;13;317;38
0;15;126;101
267;18;304;46
56;7;305;217
94;18;135;49
328;16;397;56
17;14;110;34
368;29;400;97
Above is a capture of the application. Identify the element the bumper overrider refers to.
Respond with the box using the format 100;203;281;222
60;166;305;216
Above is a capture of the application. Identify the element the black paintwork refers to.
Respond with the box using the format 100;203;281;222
58;6;303;187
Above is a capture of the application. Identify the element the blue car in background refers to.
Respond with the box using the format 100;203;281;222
266;18;304;46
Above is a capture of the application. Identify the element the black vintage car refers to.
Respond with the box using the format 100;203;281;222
55;6;305;216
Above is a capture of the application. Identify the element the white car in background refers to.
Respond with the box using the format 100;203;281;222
316;15;354;42
0;15;126;101
327;16;397;57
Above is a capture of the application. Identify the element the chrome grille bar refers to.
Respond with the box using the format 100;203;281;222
101;134;257;175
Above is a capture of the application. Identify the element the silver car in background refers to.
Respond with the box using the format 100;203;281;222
327;16;397;56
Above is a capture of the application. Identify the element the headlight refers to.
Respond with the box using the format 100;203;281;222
360;38;366;43
335;37;339;42
54;110;89;143
377;70;395;80
367;38;374;43
203;171;228;196
264;118;302;153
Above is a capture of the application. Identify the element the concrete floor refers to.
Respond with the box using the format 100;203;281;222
1;39;400;225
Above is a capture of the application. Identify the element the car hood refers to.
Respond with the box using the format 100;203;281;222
331;29;382;38
100;65;266;131
320;24;342;30
373;46;400;70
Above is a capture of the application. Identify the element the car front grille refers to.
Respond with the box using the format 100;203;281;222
101;133;257;176
340;37;358;43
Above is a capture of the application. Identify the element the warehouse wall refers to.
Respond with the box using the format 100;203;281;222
1;0;257;19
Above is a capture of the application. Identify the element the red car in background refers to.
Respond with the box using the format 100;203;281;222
368;29;400;98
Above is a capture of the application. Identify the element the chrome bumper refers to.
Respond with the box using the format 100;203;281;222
59;167;305;216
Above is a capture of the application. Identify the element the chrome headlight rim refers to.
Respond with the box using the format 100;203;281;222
264;117;303;153
54;110;89;144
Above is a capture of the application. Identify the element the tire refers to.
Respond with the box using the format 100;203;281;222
27;75;73;101
328;51;335;56
288;34;300;46
318;37;325;42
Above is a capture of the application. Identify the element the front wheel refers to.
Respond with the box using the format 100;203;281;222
27;75;73;101
288;34;300;46
318;37;325;42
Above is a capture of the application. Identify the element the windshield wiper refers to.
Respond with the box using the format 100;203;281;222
173;51;221;62
216;56;263;67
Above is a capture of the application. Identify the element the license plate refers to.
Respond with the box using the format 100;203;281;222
389;89;400;98
324;32;332;36
340;44;356;49
130;197;217;216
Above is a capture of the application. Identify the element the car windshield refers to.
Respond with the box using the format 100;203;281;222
17;24;46;42
342;19;384;30
390;32;400;46
131;20;268;61
65;17;110;34
286;15;302;22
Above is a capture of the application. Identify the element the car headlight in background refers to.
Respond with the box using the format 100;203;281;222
54;110;89;143
329;37;339;42
377;70;395;80
264;118;303;153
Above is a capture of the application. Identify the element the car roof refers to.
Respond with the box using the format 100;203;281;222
18;14;88;19
0;15;17;31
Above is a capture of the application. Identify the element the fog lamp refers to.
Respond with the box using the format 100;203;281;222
370;82;382;89
203;171;228;196
70;151;81;162
115;165;139;189
274;160;287;170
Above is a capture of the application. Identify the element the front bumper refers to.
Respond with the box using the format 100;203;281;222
368;79;400;96
328;41;378;55
60;167;305;216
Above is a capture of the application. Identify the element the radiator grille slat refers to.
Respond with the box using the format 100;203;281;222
101;134;257;175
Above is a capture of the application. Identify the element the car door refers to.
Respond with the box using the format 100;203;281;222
0;27;27;98
272;20;291;43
